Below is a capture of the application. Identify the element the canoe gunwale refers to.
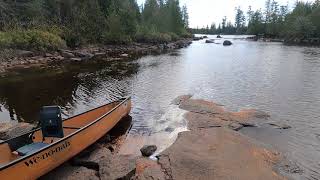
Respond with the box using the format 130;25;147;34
0;96;131;171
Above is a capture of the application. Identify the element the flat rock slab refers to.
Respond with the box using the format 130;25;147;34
156;128;284;180
99;154;137;180
178;98;270;125
135;158;166;180
41;165;99;180
184;112;229;130
179;99;226;115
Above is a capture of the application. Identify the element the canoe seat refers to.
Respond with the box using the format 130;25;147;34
16;142;48;156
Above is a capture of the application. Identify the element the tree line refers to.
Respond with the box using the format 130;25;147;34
0;0;190;51
191;0;320;40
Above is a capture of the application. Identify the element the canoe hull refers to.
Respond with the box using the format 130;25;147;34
0;97;131;180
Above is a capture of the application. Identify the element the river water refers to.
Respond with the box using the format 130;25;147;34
0;35;319;179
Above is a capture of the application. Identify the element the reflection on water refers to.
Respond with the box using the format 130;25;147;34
0;60;138;122
0;35;320;179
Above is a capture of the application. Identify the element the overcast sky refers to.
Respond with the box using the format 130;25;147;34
137;0;314;28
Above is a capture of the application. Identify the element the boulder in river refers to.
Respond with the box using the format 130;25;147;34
193;37;201;41
140;145;157;157
223;40;232;46
205;39;215;43
217;35;222;38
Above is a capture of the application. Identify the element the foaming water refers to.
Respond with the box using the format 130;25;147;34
0;35;319;179
118;104;187;156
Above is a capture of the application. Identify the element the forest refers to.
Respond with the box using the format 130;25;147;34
191;0;320;40
0;0;190;51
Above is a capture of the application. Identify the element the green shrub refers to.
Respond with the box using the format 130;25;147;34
135;32;173;43
135;26;174;43
0;30;66;51
102;33;133;44
167;32;179;41
178;29;193;38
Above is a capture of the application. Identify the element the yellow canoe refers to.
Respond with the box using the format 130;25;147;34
0;97;131;179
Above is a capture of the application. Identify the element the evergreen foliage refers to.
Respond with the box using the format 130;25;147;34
0;0;191;50
190;0;320;40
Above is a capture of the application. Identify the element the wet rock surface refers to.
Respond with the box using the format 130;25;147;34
228;122;244;131
0;122;35;140
30;97;294;179
171;95;192;105
134;158;166;180
133;96;292;180
268;122;292;129
99;153;137;180
155;128;284;180
43;145;137;180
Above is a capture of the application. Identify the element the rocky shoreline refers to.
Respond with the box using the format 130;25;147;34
0;95;301;179
0;39;192;77
132;95;288;180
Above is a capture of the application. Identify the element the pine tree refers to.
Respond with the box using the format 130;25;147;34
235;6;246;34
182;5;189;28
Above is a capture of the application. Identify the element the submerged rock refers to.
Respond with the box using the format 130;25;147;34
239;122;257;127
140;145;157;157
172;95;192;105
268;122;292;130
223;40;232;46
